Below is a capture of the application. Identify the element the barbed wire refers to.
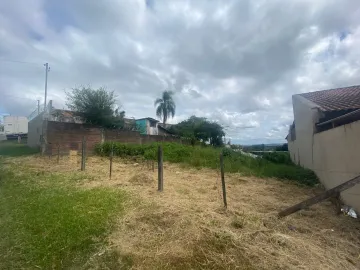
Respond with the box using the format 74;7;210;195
27;105;45;121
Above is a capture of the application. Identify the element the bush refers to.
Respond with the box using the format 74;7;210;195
94;142;319;186
222;147;233;157
262;152;292;165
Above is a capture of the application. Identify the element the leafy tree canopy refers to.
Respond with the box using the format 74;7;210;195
170;116;225;146
65;86;126;129
275;143;288;151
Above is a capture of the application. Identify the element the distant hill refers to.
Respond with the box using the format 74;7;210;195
241;143;287;151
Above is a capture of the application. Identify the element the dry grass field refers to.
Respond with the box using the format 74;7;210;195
8;153;358;270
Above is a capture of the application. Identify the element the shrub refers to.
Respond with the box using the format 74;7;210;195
262;152;293;165
222;147;233;157
94;142;319;186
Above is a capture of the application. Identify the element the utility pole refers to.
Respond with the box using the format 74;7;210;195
44;63;50;111
37;100;40;115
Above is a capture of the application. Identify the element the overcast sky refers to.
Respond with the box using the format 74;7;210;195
1;0;360;144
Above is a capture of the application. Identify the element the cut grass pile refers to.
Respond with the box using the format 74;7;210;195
2;141;359;269
9;155;360;269
0;160;127;269
61;156;359;270
95;142;319;186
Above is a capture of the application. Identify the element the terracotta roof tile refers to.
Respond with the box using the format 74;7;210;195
299;85;360;112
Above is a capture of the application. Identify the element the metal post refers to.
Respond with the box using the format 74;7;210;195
44;63;49;111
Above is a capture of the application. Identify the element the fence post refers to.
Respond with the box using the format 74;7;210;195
220;153;228;208
109;143;114;179
48;144;51;159
57;143;60;164
158;145;163;191
278;174;360;218
81;137;86;171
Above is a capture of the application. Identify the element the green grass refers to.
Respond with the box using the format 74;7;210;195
0;162;128;269
0;140;39;156
95;142;319;186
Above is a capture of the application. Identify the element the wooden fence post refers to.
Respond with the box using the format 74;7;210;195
48;145;51;159
220;153;228;208
57;143;60;164
109;143;114;179
278;174;360;218
81;137;86;171
158;145;163;191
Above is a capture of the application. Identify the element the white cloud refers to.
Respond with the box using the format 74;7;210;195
1;0;360;144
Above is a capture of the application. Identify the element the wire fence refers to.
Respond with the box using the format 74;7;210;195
28;104;45;121
41;140;360;218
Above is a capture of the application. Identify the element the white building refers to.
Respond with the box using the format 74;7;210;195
287;85;360;212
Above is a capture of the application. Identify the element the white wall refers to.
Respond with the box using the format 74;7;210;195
313;121;360;212
149;127;158;135
27;112;45;147
288;95;321;169
144;120;159;135
288;95;360;213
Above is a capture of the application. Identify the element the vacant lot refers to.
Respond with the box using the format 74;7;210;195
1;147;360;269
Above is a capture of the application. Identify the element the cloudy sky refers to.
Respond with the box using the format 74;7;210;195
1;0;360;144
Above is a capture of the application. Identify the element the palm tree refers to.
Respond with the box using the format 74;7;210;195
154;91;176;124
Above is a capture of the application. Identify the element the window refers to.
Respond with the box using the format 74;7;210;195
150;121;157;128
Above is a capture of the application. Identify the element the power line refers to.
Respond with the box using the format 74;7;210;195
0;59;42;66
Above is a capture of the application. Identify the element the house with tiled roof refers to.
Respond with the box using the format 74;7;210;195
287;85;360;213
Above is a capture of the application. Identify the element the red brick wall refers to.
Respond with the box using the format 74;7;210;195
140;134;182;144
104;129;141;143
46;121;102;155
45;121;184;155
105;130;182;144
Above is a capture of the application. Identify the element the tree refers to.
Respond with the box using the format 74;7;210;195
275;143;288;151
65;86;126;128
154;91;176;124
170;116;225;147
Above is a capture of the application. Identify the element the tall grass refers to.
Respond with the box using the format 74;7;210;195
0;163;128;269
95;142;319;186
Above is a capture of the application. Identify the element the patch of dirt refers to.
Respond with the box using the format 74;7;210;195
22;155;360;270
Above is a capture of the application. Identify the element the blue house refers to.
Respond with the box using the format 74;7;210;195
135;118;173;135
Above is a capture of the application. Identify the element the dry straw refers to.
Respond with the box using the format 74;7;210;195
20;155;360;269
